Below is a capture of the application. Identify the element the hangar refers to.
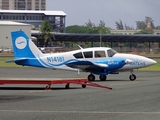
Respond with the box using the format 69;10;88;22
0;21;31;49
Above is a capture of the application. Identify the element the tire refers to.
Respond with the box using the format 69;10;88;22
82;84;86;88
129;74;136;81
65;83;70;89
88;74;95;81
99;75;107;81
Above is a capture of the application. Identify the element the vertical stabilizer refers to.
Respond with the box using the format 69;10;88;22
11;30;43;59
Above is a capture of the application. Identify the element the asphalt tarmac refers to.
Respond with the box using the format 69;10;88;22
0;67;160;120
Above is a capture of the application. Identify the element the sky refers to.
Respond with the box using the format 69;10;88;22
46;0;160;29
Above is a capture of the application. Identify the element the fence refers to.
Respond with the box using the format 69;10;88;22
0;45;160;54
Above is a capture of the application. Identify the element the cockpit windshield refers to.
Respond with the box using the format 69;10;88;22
107;49;117;57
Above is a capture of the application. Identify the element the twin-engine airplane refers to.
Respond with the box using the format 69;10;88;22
7;30;157;81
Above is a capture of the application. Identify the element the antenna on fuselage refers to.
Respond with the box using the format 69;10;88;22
77;44;83;49
77;44;84;75
77;44;85;59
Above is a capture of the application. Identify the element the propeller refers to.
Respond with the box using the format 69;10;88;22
125;59;133;64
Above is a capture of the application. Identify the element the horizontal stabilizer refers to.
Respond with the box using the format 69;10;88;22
6;58;28;63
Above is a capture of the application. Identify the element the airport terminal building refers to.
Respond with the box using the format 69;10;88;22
0;10;66;32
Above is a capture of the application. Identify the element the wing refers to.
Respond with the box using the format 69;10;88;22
66;60;108;71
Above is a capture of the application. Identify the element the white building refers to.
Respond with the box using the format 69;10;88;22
0;10;67;32
0;21;31;49
110;29;160;35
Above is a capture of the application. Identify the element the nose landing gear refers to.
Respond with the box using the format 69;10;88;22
129;74;136;81
129;71;136;81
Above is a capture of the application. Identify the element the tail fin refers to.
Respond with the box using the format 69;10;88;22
11;30;43;59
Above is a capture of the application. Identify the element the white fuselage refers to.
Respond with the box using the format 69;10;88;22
41;47;156;72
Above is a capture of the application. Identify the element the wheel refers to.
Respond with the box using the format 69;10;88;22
65;83;70;89
88;74;95;81
82;84;86;88
129;74;136;81
99;75;107;81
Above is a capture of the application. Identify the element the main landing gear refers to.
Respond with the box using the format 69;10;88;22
88;74;107;81
129;71;136;81
87;71;137;81
99;75;107;81
88;74;95;81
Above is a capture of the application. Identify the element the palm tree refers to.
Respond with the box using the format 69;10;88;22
39;20;55;47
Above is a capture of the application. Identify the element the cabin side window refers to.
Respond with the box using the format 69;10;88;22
83;51;93;58
107;49;117;57
94;51;106;58
73;52;83;59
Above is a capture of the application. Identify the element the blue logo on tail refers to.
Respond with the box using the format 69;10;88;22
15;36;27;49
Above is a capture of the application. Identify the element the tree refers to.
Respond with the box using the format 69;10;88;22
85;19;95;28
66;20;110;34
66;25;110;34
135;16;154;34
39;20;55;47
98;20;110;33
134;29;154;34
125;23;134;30
136;21;146;29
145;16;155;28
136;16;155;30
66;25;90;33
99;20;106;27
115;19;124;30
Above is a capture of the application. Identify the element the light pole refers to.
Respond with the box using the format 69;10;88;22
100;30;102;47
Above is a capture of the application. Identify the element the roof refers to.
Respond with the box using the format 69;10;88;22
0;10;66;16
0;21;31;26
32;33;160;43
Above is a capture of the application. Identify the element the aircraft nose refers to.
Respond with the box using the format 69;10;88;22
143;57;157;66
147;59;157;65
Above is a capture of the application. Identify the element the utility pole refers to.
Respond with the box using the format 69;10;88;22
100;30;102;47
